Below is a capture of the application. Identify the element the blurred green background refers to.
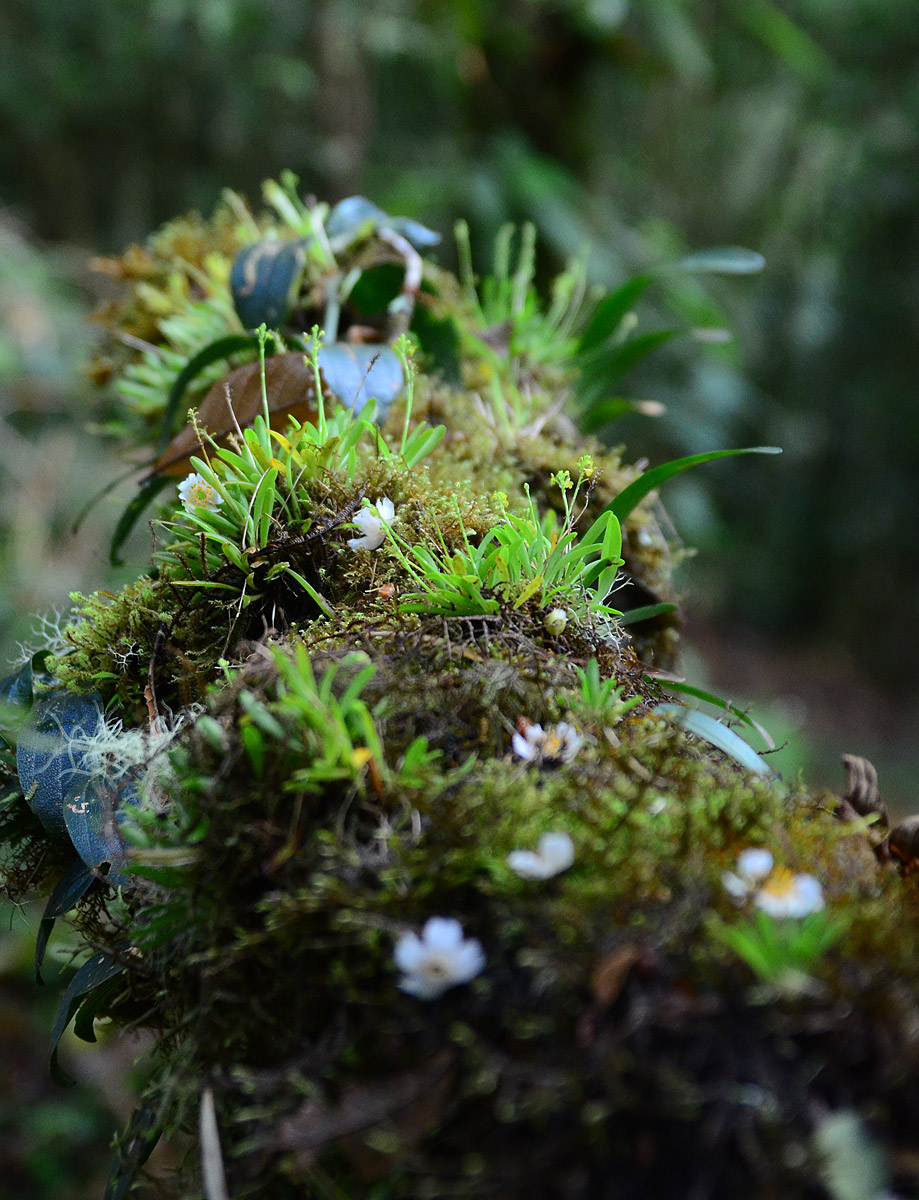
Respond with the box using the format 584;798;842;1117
1;2;917;1192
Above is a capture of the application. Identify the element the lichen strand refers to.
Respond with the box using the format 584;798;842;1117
86;634;919;1200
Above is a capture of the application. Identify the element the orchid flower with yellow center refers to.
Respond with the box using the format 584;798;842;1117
178;472;223;513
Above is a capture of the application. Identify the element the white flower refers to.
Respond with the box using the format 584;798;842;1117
394;917;485;1000
722;847;774;900
722;848;825;918
753;869;825;919
512;719;583;764
178;472;222;513
507;831;575;880
347;497;395;551
544;608;568;636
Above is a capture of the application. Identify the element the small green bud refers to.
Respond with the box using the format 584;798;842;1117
544;607;568;636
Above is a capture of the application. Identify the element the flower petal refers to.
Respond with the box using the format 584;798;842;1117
422;917;464;951
451;939;486;983
722;870;752;900
512;732;535;760
537;831;575;875
787;874;825;917
507;849;550;879
393;932;426;972
736;847;774;882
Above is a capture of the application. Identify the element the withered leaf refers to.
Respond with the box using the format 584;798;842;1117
888;814;919;870
152;353;325;476
841;754;889;827
277;1048;454;1162
591;944;641;1009
152;345;403;476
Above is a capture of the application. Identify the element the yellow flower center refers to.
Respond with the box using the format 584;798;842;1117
760;866;796;899
543;732;563;757
188;481;217;508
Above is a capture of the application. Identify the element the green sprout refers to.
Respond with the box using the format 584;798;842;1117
385;481;622;622
710;908;848;997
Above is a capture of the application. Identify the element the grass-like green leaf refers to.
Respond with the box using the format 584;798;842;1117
604;446;782;524
659;679;774;749
578;275;653;355
110;475;174;566
619;602;679;626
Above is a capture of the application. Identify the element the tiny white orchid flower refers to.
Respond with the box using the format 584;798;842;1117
512;719;583;765
394;917;485;1000
754;869;825;919
347;497;395;551
722;848;825;918
178;472;223;513
507;831;575;880
722;847;774;900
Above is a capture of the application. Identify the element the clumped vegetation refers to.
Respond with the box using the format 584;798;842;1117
2;178;918;1200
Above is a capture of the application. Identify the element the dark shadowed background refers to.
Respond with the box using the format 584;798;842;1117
1;4;917;1190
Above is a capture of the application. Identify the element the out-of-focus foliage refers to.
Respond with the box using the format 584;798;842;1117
1;0;917;695
0;218;142;659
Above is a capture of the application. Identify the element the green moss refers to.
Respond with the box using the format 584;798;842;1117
5;185;919;1200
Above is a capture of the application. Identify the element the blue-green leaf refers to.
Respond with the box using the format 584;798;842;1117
326;196;440;251
652;703;773;777
318;343;404;421
16;691;104;841
50;951;126;1086
63;778;140;887
36;856;97;983
673;247;766;276
230;240;308;330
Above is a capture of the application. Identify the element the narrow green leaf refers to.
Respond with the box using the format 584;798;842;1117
110;476;174;566
578;275;653;355
105;1105;162;1200
579;329;680;397
284;568;334;618
580;397;650;432
659;680;774;748
604;446;782;524
402;424;447;469
619;602;679;626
